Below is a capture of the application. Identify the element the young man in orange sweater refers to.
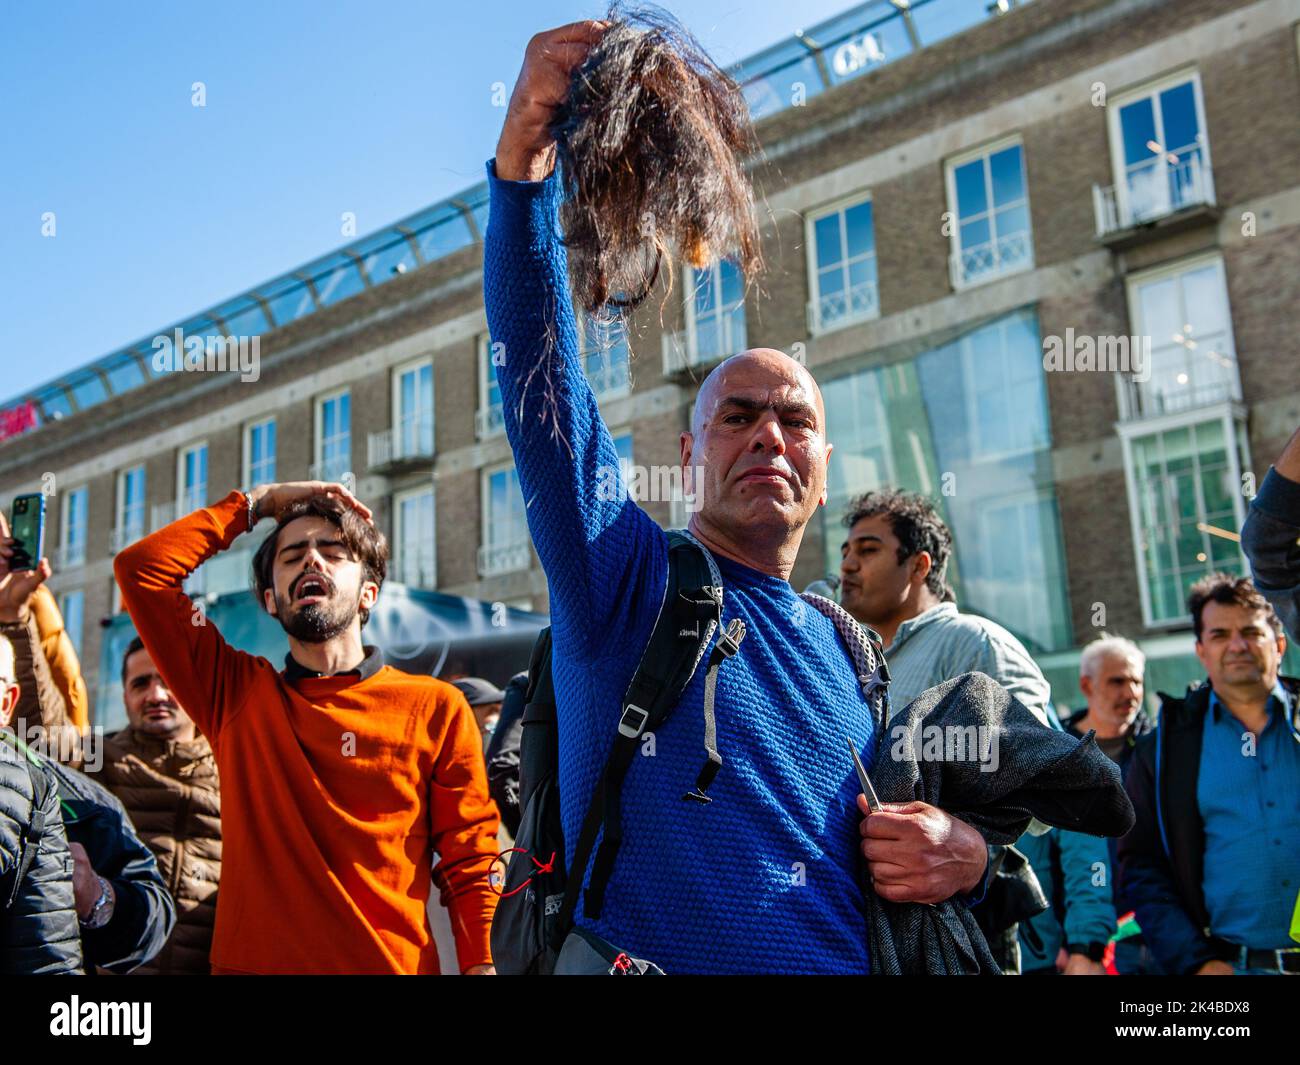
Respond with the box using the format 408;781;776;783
114;481;500;974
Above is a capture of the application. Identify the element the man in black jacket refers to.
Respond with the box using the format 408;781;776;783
0;530;175;973
1118;574;1300;975
0;631;82;974
1242;424;1300;642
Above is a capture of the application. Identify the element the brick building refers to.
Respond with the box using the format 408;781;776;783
2;0;1298;721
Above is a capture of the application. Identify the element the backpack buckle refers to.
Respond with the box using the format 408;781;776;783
618;704;649;738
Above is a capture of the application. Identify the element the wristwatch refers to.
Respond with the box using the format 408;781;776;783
80;876;114;930
1067;941;1106;962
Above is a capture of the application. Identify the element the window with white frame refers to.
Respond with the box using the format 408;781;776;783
1121;412;1248;627
477;336;506;439
393;359;435;460
1122;255;1239;420
60;486;88;568
394;485;436;589
479;464;529;577
581;314;631;400
684;261;746;365
244;418;277;487
808;196;878;332
946;138;1033;289
1106;71;1213;230
59;590;84;657
178;443;208;512
315;390;351;481
114;466;146;552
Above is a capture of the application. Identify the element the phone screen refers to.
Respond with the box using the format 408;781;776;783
9;494;45;572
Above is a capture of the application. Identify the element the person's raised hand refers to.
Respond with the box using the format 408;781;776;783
495;20;610;182
247;482;373;526
858;796;988;904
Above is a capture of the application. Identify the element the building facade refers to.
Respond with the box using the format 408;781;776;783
2;0;1298;719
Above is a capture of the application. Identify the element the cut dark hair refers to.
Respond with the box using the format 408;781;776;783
549;3;763;316
251;498;388;628
1187;572;1282;640
843;488;955;602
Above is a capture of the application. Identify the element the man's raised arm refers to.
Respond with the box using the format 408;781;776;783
483;21;665;656
112;491;268;741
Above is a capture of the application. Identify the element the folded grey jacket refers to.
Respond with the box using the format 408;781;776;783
868;671;1136;974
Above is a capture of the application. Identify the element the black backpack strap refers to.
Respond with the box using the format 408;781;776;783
554;531;733;942
3;736;51;911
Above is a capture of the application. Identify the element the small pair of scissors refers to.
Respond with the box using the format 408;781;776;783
845;735;882;812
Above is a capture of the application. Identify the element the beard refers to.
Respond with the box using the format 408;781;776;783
276;583;359;643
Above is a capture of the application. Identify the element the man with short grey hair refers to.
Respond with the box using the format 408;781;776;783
1065;635;1150;766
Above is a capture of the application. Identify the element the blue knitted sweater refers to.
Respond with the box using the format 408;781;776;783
482;160;876;974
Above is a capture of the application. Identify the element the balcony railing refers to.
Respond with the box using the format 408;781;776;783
309;458;352;483
950;229;1033;289
1120;377;1240;422
52;542;86;570
476;405;506;439
661;311;748;375
808;279;879;334
109;523;146;554
1093;153;1216;238
584;352;631;398
391;553;437;590
367;422;434;470
477;539;530;578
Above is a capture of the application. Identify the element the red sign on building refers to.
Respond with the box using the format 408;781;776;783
0;400;38;442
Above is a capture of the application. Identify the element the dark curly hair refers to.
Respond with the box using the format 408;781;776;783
251;498;388;628
1187;572;1282;640
843;488;954;601
548;2;763;316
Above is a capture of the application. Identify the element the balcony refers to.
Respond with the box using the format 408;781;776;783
477;539;530;578
391;553;437;590
1093;154;1217;246
475;405;506;440
51;542;86;571
661;311;748;376
109;523;145;554
308;459;352;483
949;230;1033;290
1120;377;1241;424
584;351;631;400
367;422;434;474
806;279;879;335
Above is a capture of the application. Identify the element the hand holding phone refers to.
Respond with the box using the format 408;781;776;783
5;493;46;574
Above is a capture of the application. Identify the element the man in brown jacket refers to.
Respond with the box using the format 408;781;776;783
102;636;221;975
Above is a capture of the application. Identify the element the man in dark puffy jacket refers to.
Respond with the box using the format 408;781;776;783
102;636;220;975
0;533;175;973
1;630;82;974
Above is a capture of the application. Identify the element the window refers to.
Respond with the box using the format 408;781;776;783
60;487;88;569
1105;71;1213;229
1121;412;1249;627
59;590;84;657
821;308;1072;652
114;466;146;552
315;390;351;481
478;464;530;577
580;315;631;400
807;196;878;332
394;486;436;589
946;138;1033;289
394;359;435;459
684;261;746;365
477;336;506;439
244;418;277;487
178;443;208;512
1122;255;1239;420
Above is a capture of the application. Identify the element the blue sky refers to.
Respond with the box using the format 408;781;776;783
0;0;858;400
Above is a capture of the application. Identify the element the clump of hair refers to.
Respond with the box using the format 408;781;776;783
549;3;764;315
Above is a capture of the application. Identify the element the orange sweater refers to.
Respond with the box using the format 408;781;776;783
114;491;499;974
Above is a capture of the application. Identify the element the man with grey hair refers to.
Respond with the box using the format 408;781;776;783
1065;634;1156;974
1065;635;1150;766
